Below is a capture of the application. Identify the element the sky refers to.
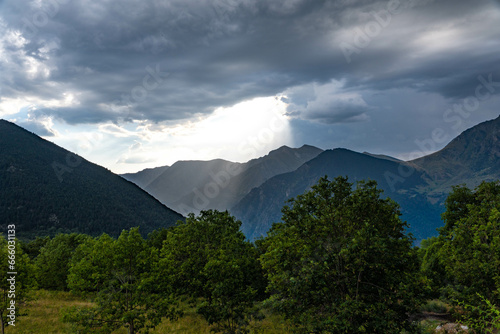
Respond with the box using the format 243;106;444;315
1;0;499;174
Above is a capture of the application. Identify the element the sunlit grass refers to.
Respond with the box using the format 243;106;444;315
6;290;447;334
5;290;92;334
4;290;290;334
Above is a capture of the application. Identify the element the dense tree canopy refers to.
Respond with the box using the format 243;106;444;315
422;181;500;313
34;233;89;290
64;228;179;334
159;210;266;333
260;176;423;333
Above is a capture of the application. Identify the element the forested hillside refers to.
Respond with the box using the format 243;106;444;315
0;120;183;238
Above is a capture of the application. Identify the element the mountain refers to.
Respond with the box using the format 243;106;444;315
363;152;402;162
121;165;170;189
231;116;500;242
0;120;183;239
122;145;323;215
411;115;500;195
142;158;244;213
230;148;443;242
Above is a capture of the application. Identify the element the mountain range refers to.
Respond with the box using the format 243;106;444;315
412;116;500;195
0;120;183;239
231;148;441;241
122;145;323;215
2;115;499;242
123;115;500;242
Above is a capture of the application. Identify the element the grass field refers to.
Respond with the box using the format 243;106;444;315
4;290;450;334
4;290;290;334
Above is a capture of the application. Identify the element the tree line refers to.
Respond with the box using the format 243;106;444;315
1;176;500;333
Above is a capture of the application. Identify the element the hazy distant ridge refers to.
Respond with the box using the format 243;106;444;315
122;145;324;215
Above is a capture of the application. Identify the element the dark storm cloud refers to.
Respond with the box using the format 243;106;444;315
0;0;499;125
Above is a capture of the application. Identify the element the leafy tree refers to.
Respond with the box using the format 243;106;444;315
64;228;179;334
146;227;170;250
260;176;423;333
418;236;448;298
34;233;89;290
67;233;115;293
0;236;36;334
159;210;266;333
457;293;500;333
21;236;50;260
422;181;500;330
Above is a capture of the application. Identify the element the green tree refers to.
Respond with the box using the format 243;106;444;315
21;236;50;260
67;233;115;293
418;236;448;298
34;233;89;290
260;176;423;333
64;228;179;334
159;210;266;333
0;236;36;334
422;181;500;330
146;227;170;250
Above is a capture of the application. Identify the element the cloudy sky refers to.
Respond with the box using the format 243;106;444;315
1;0;499;173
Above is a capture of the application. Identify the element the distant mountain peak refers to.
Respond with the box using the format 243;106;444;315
266;145;298;156
330;147;351;152
411;114;500;190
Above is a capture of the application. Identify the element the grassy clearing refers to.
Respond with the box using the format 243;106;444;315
4;290;289;334
5;290;92;334
4;291;453;334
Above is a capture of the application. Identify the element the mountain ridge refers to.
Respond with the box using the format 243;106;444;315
0;119;183;239
230;147;440;241
412;115;500;193
4;114;499;242
122;144;324;215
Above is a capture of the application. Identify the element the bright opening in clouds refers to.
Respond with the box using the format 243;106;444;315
0;0;499;173
34;96;292;173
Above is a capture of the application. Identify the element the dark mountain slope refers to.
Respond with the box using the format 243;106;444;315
0;120;183;238
231;148;441;241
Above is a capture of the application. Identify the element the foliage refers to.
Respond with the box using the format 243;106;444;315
419;236;449;298
67;233;115;293
34;233;90;290
20;236;50;260
146;227;171;250
260;176;424;333
422;181;500;308
0;236;36;333
159;210;266;334
419;300;449;314
456;293;500;333
64;228;180;334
